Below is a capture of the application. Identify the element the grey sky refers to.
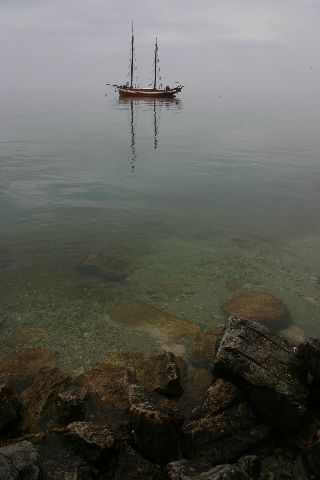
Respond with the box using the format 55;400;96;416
1;0;319;91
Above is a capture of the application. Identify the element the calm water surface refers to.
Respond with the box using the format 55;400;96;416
1;86;320;371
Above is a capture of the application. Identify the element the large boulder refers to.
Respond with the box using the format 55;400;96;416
213;317;309;432
180;379;268;465
221;292;291;330
0;441;40;480
77;252;128;281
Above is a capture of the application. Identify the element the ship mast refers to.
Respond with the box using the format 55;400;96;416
130;22;134;88
153;38;158;89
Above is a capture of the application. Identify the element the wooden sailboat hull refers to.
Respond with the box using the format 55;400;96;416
118;87;182;98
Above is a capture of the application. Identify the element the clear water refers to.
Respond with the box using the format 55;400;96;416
1;85;320;372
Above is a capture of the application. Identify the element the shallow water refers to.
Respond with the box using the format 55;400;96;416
0;85;320;371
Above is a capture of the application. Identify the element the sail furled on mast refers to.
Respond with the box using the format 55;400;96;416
153;38;158;89
130;22;134;88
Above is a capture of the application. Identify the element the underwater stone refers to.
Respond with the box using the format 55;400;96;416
6;329;47;347
192;325;224;368
222;291;291;330
77;252;128;281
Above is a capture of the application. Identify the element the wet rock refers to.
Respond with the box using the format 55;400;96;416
0;441;40;479
235;455;261;479
167;459;256;479
54;421;117;467
129;384;182;464
115;443;163;479
20;367;71;432
180;378;268;465
192;326;224;368
0;348;58;394
0;383;20;431
298;338;320;381
213;317;309;432
53;387;88;425
6;329;47;347
222;292;291;330
108;298;201;343
76;365;137;424
77;252;128;281
138;351;183;398
38;432;92;480
193;464;251;479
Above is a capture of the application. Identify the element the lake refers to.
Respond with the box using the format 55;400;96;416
0;85;320;372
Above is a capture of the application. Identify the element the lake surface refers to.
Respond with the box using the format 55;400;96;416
1;85;320;371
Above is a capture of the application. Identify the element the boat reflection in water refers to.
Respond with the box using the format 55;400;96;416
118;97;183;172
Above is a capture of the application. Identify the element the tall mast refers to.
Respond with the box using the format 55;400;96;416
130;22;134;88
153;38;158;89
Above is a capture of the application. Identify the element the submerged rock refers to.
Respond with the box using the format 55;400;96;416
180;378;268;465
0;383;20;431
0;441;40;480
6;329;47;347
108;298;201;343
221;292;291;330
213;317;309;432
0;348;58;393
77;252;128;281
192;326;224;367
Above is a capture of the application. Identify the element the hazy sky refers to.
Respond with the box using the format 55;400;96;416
1;0;319;91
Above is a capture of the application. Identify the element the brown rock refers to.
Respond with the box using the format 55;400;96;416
115;443;163;479
77;252;128;281
0;348;58;393
138;352;183;398
0;383;20;431
6;329;47;347
192;326;224;367
222;292;291;330
54;421;117;467
20;367;71;431
108;298;201;343
76;365;137;424
53;387;88;425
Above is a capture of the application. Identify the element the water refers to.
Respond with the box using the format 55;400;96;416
1;85;320;372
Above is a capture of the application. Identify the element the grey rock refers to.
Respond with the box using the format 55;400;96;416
194;464;251;479
0;441;40;480
298;338;320;381
213;317;309;432
180;379;268;465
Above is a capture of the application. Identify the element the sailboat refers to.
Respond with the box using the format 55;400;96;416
115;24;183;98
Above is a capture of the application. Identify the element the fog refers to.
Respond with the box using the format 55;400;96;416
1;0;319;95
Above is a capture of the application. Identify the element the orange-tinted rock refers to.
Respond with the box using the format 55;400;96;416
77;252;128;281
138;352;183;398
108;299;201;343
20;367;71;432
6;329;47;347
222;292;291;330
0;348;58;393
192;326;224;367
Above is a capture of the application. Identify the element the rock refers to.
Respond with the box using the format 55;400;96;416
115;443;163;479
129;384;182;464
76;365;137;424
77;252;128;281
53;387;88;425
0;383;20;431
38;432;92;480
6;329;47;347
213;317;309;432
54;421;117;467
138;351;183;398
193;464;251;479
0;348;58;394
180;379;268;465
278;325;306;346
108;298;201;343
167;459;256;479
0;441;40;480
192;326;224;368
235;456;260;480
221;292;291;330
302;441;320;478
20;367;71;432
298;338;320;380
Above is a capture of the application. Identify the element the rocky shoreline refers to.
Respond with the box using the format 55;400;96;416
0;314;319;479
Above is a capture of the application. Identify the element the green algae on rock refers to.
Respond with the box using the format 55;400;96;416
77;252;129;281
222;291;291;330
